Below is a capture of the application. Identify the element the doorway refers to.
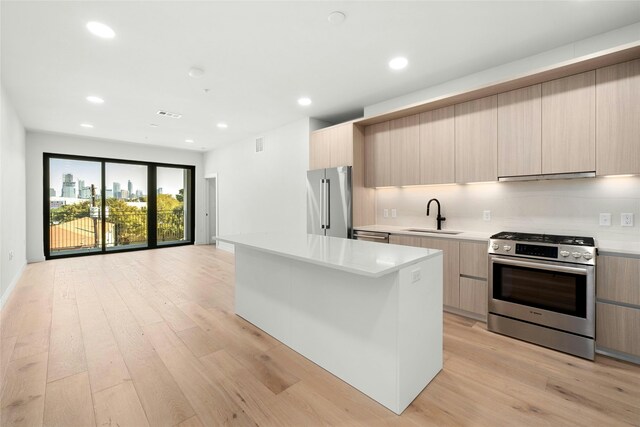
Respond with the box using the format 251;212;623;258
205;175;218;245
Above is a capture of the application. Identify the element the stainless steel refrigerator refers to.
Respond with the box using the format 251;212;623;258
306;166;352;238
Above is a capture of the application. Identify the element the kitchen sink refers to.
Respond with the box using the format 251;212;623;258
404;228;462;235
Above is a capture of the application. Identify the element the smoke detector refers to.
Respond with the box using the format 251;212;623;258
157;110;182;119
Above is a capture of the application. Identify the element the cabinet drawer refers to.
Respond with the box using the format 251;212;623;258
596;302;640;357
459;241;488;279
459;277;487;318
597;255;640;306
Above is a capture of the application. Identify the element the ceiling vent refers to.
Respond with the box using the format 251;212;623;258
255;137;264;153
156;110;182;119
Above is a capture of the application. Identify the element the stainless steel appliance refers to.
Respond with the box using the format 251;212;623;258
487;232;596;360
307;166;352;238
353;230;389;243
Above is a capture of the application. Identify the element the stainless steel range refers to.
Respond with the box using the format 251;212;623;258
487;232;596;360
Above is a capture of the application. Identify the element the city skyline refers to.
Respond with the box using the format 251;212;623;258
49;158;185;198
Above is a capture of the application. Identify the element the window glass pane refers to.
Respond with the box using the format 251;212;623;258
48;158;102;256
105;163;148;250
157;166;192;244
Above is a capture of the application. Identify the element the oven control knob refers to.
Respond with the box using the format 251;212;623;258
572;252;582;259
503;245;512;252
583;253;593;260
560;250;570;257
491;243;499;250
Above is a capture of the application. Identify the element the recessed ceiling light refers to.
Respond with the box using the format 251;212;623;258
86;95;104;104
217;122;228;129
327;11;346;25
185;139;194;143
86;21;115;39
389;56;408;70
80;123;94;128
297;97;312;106
188;67;205;78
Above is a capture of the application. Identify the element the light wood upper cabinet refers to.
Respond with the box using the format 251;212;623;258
389;114;420;186
364;122;391;187
541;71;596;174
309;124;354;170
455;96;498;183
596;59;640;176
419;106;455;184
497;85;542;177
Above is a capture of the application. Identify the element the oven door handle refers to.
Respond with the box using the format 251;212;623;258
491;256;588;275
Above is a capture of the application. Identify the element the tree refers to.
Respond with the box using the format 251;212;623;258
176;189;184;202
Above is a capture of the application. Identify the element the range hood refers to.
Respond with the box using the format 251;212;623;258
498;171;595;182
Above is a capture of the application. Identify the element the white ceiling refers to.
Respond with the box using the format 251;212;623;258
2;1;640;151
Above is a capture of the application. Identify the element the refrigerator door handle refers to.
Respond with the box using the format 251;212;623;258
320;179;325;229
324;179;330;230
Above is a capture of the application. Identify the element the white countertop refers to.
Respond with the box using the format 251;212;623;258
354;224;492;243
354;225;640;257
217;233;442;278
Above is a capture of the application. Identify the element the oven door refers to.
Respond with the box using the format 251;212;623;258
489;256;594;337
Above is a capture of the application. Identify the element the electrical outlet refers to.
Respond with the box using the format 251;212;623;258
391;209;397;218
8;250;14;261
621;213;634;227
599;213;611;226
483;210;491;221
411;269;421;283
383;209;389;218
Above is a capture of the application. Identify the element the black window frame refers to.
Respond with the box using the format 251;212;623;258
43;152;196;260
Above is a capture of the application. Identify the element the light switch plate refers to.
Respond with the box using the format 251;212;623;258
411;269;421;283
621;213;634;227
599;213;611;226
483;210;491;221
391;209;397;218
383;209;389;218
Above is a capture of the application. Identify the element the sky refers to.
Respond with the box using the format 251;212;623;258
49;158;186;197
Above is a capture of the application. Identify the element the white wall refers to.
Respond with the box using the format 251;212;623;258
376;177;640;245
365;22;640;117
204;118;314;252
25;131;206;262
1;85;27;307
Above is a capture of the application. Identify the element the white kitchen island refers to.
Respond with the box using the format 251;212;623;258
216;233;443;415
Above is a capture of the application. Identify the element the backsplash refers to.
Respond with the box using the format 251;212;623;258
375;176;640;243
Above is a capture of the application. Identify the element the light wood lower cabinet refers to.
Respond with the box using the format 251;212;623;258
459;241;488;279
459;277;488;317
390;234;460;309
596;302;640;358
597;255;640;306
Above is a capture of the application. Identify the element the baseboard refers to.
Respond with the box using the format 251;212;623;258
0;261;26;310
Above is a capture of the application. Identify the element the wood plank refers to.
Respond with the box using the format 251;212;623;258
177;416;204;427
10;329;49;362
0;335;17;385
43;372;95;427
93;381;150;427
1;351;48;427
106;313;195;427
176;326;221;358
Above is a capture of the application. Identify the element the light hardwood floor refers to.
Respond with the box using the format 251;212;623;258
1;245;639;426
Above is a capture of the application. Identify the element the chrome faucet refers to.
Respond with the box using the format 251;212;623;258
426;198;446;230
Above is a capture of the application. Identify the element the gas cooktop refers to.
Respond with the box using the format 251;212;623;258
490;232;595;247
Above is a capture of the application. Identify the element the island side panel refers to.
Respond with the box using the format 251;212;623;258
396;253;443;413
235;246;293;344
287;261;400;413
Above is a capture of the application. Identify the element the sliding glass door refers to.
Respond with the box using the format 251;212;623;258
44;154;195;259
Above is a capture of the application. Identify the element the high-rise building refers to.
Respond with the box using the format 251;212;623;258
113;182;121;199
49;188;56;197
127;180;133;198
120;189;129;199
135;189;143;198
77;179;85;194
105;189;113;198
157;187;163;195
61;173;76;198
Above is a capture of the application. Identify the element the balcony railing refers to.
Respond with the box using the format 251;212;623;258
49;210;186;252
